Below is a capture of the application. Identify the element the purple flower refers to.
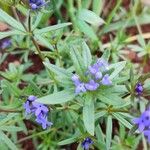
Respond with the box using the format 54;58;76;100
23;95;37;116
27;95;37;102
133;109;150;132
96;59;109;71
23;101;32;115
101;74;112;85
72;74;80;86
88;64;99;75
36;114;53;129
75;83;87;94
135;83;143;95
29;0;47;10
85;80;99;91
32;102;49;116
143;130;150;143
0;39;11;49
23;95;52;129
81;137;93;150
95;72;102;80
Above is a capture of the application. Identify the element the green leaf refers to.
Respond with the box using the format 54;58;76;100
95;111;106;120
0;113;18;126
58;136;78;146
78;9;105;26
0;126;23;132
0;131;18;150
77;20;98;41
0;9;25;32
98;92;125;106
109;61;126;79
106;115;112;150
43;61;72;79
82;41;92;69
101;49;110;61
83;96;95;135
0;30;26;40
31;12;43;30
34;34;54;50
34;22;72;34
95;125;105;143
113;113;132;129
70;47;85;77
92;0;104;15
36;90;75;104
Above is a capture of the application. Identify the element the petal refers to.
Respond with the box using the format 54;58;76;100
138;124;145;132
101;74;112;85
132;118;140;124
35;108;41;116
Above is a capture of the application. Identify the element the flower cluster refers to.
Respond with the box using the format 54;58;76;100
133;108;150;143
135;83;143;96
23;95;53;129
29;0;47;10
81;137;93;150
72;59;112;94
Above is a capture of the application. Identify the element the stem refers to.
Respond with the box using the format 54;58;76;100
31;37;44;61
0;109;21;113
27;11;44;61
28;10;31;32
11;6;20;21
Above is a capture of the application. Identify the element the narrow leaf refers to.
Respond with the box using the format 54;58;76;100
109;61;126;79
82;41;92;68
70;47;85;77
34;23;72;34
106;115;112;150
0;131;18;150
83;97;95;135
43;61;72;78
0;9;25;32
35;34;54;50
113;113;132;129
36;90;75;104
78;9;105;26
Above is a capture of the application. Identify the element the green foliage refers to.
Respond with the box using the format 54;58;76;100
0;0;150;149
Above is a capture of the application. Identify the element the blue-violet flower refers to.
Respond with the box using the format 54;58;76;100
81;137;93;150
135;83;143;95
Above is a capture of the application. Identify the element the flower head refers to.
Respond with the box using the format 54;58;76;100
23;95;37;116
29;0;47;10
133;108;150;143
0;39;11;49
71;59;112;94
81;137;93;150
88;64;99;75
36;114;53;129
23;95;52;129
32;102;49;116
101;74;112;85
135;83;143;95
72;74;80;86
75;83;87;94
85;80;99;91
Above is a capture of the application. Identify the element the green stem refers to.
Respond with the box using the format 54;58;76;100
31;37;45;61
67;0;78;32
0;109;21;113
